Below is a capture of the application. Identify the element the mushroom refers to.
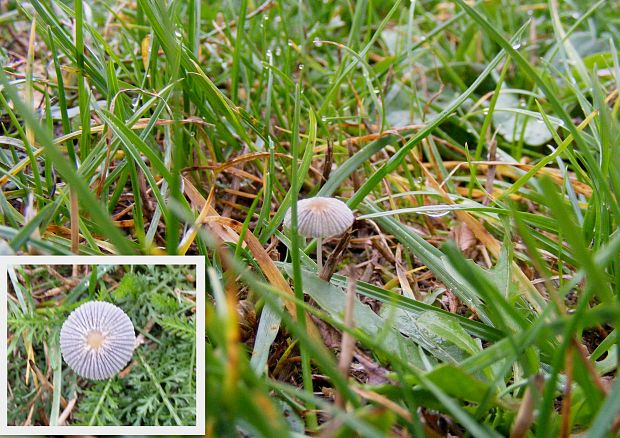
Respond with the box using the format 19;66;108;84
284;197;354;270
60;301;136;380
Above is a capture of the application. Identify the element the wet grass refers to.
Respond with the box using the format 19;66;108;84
1;0;620;435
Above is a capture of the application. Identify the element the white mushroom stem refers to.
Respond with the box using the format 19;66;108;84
316;237;323;271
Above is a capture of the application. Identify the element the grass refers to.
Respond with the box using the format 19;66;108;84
6;264;197;426
1;0;620;435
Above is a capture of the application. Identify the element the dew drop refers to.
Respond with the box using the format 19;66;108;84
425;210;450;218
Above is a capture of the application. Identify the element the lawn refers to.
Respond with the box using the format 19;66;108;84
6;263;197;426
1;0;620;436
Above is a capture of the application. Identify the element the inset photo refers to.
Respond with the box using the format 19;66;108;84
1;256;205;435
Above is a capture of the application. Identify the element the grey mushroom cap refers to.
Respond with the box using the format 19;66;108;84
60;301;136;380
283;197;354;238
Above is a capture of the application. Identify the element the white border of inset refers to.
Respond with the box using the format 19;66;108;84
0;255;205;435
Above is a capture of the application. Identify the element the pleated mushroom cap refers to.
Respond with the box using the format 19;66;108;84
284;197;354;238
60;301;136;380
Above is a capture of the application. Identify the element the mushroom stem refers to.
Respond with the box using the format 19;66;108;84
316;237;323;271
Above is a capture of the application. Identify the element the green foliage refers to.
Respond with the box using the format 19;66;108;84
114;272;148;301
159;315;195;340
73;331;195;426
2;0;620;435
6;264;197;426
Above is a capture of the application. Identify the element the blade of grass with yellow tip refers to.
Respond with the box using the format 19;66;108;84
181;178;320;338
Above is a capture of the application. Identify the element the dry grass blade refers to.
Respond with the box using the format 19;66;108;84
572;338;609;395
56;396;78;426
335;274;357;409
395;245;418;300
182;178;320;338
352;387;412;422
204;215;320;339
0;118;207;187
412;153;546;313
319;225;355;281
510;375;543;438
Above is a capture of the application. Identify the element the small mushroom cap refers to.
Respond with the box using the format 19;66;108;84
283;197;354;238
60;301;136;380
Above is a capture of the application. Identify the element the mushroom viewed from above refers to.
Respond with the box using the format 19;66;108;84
60;301;136;380
284;197;354;269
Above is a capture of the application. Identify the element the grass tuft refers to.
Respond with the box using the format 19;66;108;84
2;0;620;435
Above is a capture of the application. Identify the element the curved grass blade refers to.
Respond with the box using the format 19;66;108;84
347;24;529;208
0;72;134;254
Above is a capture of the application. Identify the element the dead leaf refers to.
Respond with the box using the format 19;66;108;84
452;222;476;255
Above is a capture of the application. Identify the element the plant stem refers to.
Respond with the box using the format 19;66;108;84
289;80;318;431
316;237;323;271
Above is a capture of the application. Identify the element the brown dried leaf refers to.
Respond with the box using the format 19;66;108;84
183;178;320;339
452;222;477;254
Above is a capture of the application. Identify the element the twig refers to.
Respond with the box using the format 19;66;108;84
319;223;356;281
56;396;78;426
321;138;333;186
365;218;396;264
